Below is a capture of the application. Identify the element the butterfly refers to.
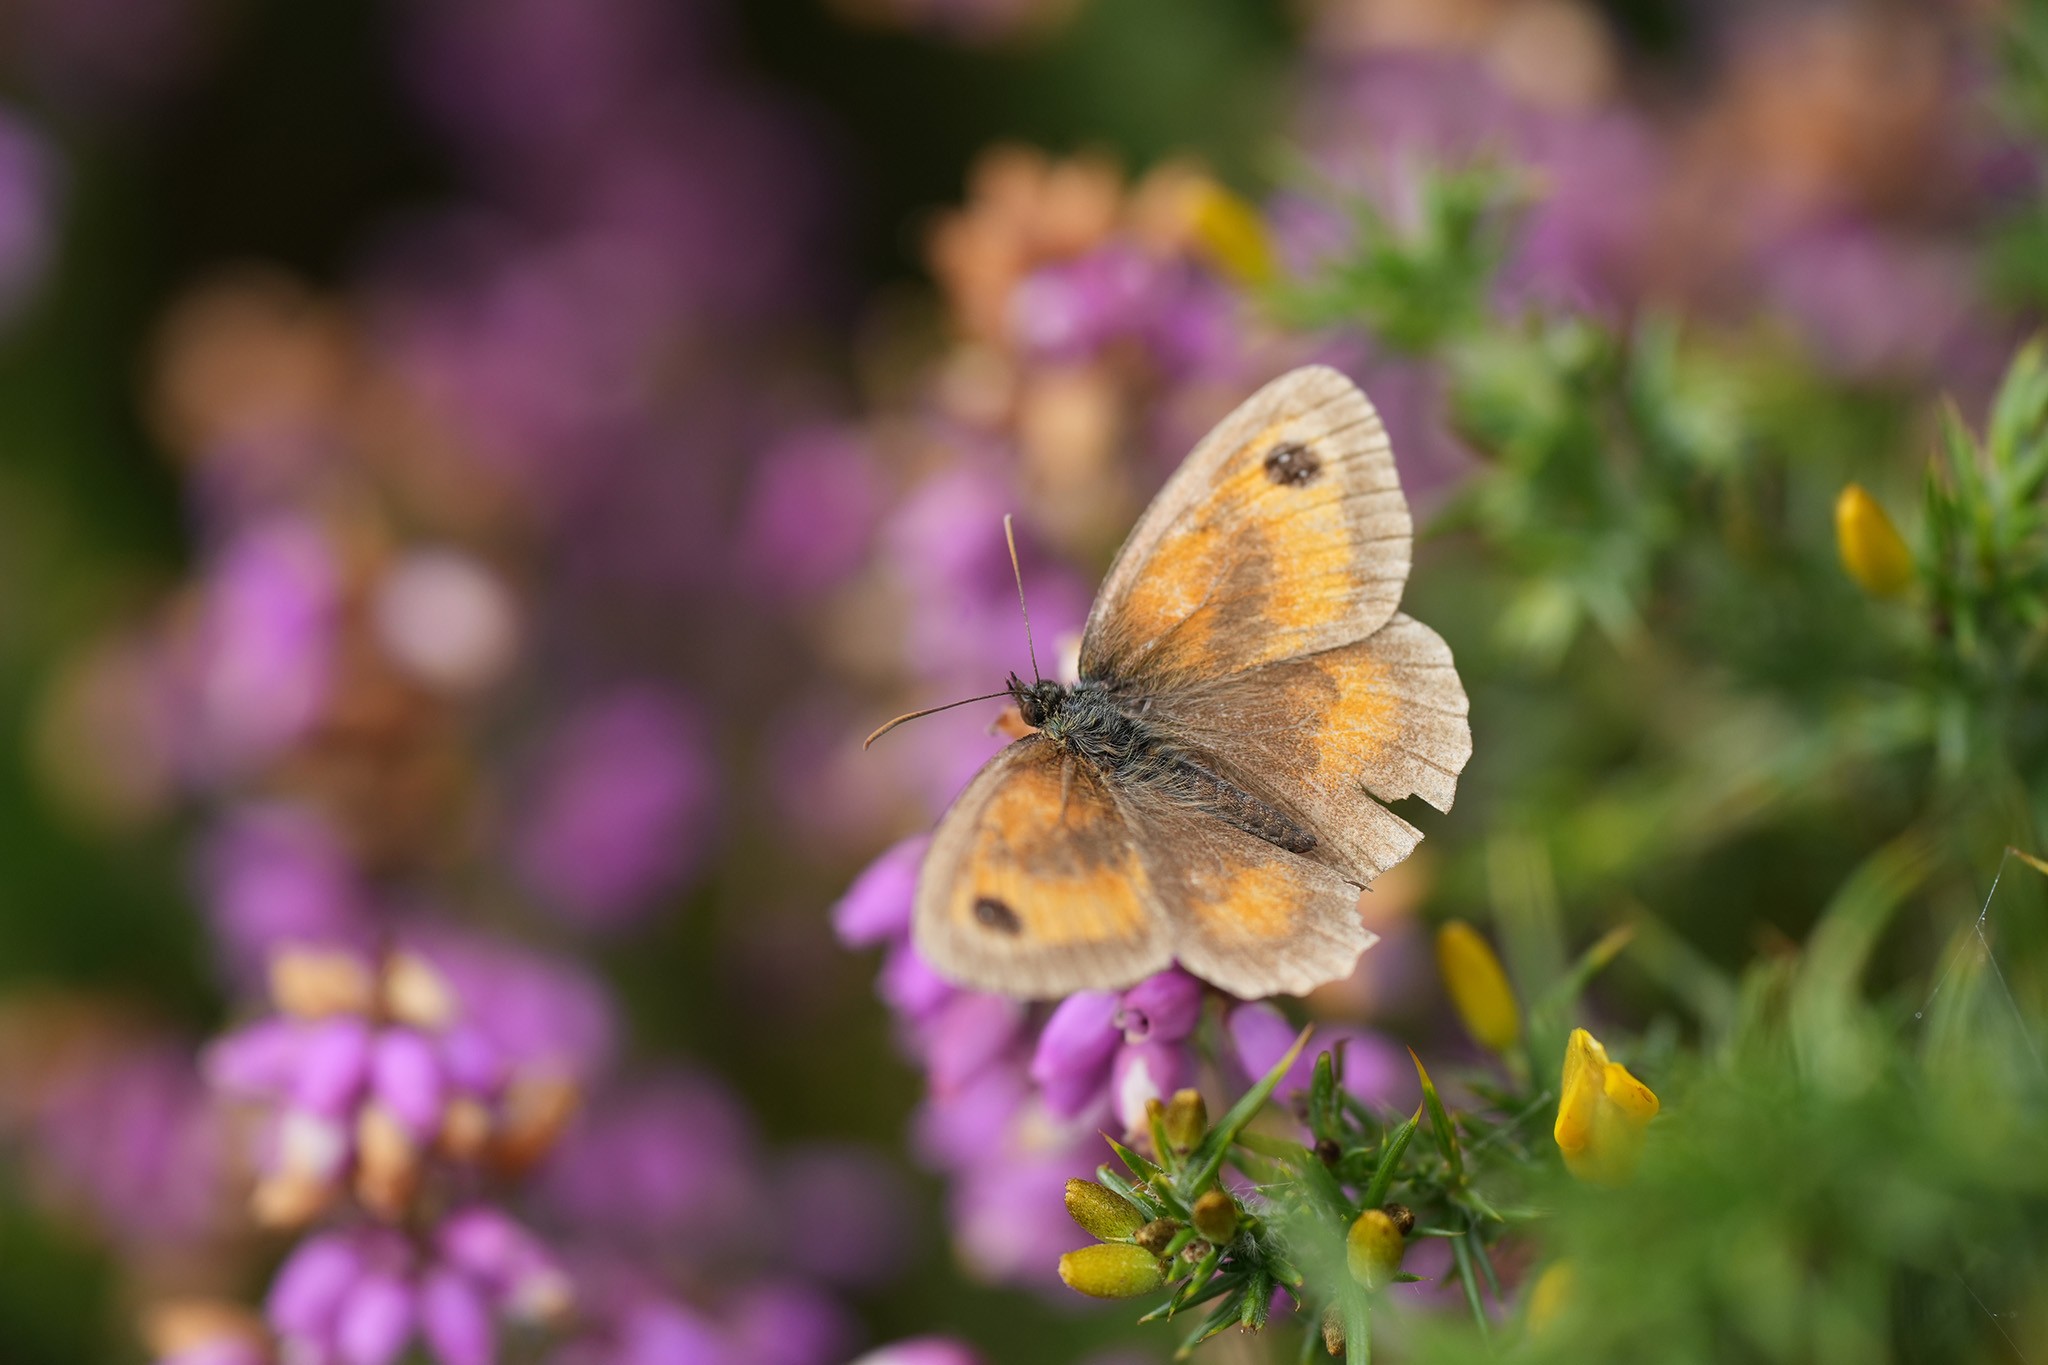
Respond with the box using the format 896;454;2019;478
890;366;1471;1000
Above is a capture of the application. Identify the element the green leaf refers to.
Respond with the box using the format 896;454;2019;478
1343;1288;1372;1365
1176;1288;1251;1358
1180;1024;1313;1200
1450;1235;1492;1336
1311;1050;1339;1141
1532;923;1638;1019
1361;1106;1422;1210
1408;1050;1464;1183
1095;1164;1166;1221
1148;1102;1180;1178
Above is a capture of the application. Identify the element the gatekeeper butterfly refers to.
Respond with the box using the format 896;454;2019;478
875;366;1471;999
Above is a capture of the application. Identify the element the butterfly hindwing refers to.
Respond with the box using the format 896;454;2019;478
1138;612;1473;886
1128;791;1378;999
1080;365;1411;687
913;736;1171;996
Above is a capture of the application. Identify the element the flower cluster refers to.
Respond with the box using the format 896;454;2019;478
835;835;1414;1289
204;945;581;1229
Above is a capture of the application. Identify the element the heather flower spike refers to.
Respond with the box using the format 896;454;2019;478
1554;1027;1661;1185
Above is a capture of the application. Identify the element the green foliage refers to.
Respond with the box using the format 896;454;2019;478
1413;847;2048;1365
1098;114;2048;1360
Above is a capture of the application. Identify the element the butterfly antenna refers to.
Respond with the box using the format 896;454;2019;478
1004;513;1042;683
864;690;1014;750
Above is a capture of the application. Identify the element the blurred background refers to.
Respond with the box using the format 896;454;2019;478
1;0;2045;1362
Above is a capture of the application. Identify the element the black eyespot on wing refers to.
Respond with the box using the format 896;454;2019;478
973;896;1023;935
1262;440;1321;486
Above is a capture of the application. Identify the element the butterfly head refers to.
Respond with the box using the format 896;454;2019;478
1007;672;1067;731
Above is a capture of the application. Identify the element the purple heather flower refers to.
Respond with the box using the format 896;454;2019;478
271;1217;565;1365
538;1071;759;1247
419;1267;495;1365
738;426;885;598
1228;1002;1316;1100
1228;1003;1412;1109
1761;223;1981;382
952;1154;1093;1289
404;926;618;1082
190;516;340;775
920;993;1028;1092
289;1017;374;1117
1110;1040;1192;1136
850;1341;988;1365
831;836;927;948
371;1028;447;1140
1009;246;1244;382
727;1280;857;1365
877;941;956;1025
514;687;717;931
617;1300;734;1365
31;1038;226;1248
206;936;614;1219
1116;967;1204;1044
879;465;1092;690
335;1270;416;1365
911;1065;1031;1170
268;1231;367;1340
1028;990;1120;1117
197;803;374;981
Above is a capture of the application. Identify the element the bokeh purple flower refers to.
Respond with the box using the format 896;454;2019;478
514;689;717;931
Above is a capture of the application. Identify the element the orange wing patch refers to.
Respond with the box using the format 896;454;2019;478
1110;423;1363;678
1082;367;1411;687
1137;800;1376;999
914;737;1170;996
959;757;1154;949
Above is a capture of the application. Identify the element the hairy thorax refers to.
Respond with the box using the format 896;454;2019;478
1007;675;1317;855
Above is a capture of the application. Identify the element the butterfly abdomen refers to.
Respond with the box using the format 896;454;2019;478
1041;682;1318;856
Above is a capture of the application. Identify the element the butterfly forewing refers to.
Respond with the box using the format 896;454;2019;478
913;737;1172;995
1079;365;1411;687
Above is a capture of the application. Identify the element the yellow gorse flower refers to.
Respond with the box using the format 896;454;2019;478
1186;178;1276;287
1436;920;1521;1054
1525;1261;1575;1333
1834;483;1914;597
1553;1027;1659;1185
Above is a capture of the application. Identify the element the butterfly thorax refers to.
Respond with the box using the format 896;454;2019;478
1005;673;1318;856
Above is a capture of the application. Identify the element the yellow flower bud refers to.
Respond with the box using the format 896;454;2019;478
1344;1208;1405;1290
1058;1242;1167;1298
1834;484;1913;597
1063;1179;1147;1241
1435;920;1521;1054
1525;1261;1575;1334
1190;1189;1239;1244
1187;178;1277;286
1132;1217;1179;1255
1553;1028;1659;1186
1162;1088;1208;1153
